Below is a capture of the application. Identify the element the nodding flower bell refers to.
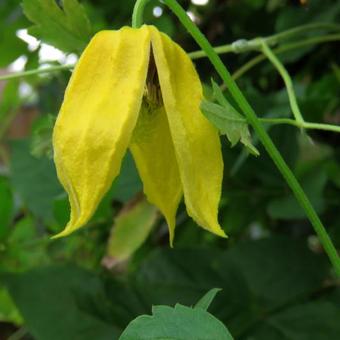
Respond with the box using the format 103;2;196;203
53;25;226;244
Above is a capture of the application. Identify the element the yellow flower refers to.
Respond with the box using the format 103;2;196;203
53;25;226;244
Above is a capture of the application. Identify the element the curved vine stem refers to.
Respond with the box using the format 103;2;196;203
0;64;72;81
260;39;305;125
132;0;340;276
189;24;340;59
132;0;150;28
232;33;340;80
265;22;340;44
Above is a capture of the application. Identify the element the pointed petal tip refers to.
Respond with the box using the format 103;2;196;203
165;215;176;248
213;227;228;239
51;230;70;240
201;221;228;239
51;220;85;240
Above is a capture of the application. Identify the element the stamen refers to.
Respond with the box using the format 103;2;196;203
143;50;163;110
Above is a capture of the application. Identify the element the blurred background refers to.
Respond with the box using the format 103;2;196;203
0;0;340;339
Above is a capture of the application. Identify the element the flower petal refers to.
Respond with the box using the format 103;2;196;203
53;26;151;237
130;106;182;245
149;26;226;238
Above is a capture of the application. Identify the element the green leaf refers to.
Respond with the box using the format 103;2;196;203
0;81;20;123
10;139;63;221
194;288;222;311
331;63;340;84
0;177;13;240
0;2;28;68
0;287;23;325
3;265;121;340
22;0;92;53
0;30;27;68
201;81;259;156
252;301;340;340
104;197;158;267
112;152;143;203
222;237;329;309
119;304;233;340
134;236;329;336
201;100;259;156
1;216;49;272
30;114;55;159
267;168;327;220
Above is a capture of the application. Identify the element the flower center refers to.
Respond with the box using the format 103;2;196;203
143;51;163;111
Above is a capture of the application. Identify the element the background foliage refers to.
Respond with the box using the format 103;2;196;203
0;0;340;339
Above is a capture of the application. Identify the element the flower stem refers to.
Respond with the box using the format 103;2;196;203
260;39;305;125
132;0;150;28
260;118;340;133
265;22;340;45
188;24;340;59
159;0;340;276
0;64;73;81
232;33;340;79
188;45;234;59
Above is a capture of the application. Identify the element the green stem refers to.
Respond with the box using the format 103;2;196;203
261;118;340;133
0;64;72;81
189;24;340;60
211;115;340;134
138;0;340;275
232;33;340;80
132;0;150;28
260;39;305;124
265;22;340;45
189;45;234;59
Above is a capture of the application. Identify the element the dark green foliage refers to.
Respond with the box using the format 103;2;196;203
3;237;337;339
1;0;340;338
0;0;28;67
10;139;63;221
3;265;121;340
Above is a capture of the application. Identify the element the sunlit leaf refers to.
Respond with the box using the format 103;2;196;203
22;0;92;53
104;196;158;268
119;303;233;340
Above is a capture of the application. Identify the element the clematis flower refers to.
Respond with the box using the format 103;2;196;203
53;25;226;244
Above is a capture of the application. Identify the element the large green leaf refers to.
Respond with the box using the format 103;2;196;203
2;237;334;339
111;152;142;203
0;1;28;67
222;237;329;309
267;168;327;219
134;237;329;336
3;265;120;340
120;304;233;340
22;0;92;53
0;287;22;325
251;301;340;340
10;139;63;221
